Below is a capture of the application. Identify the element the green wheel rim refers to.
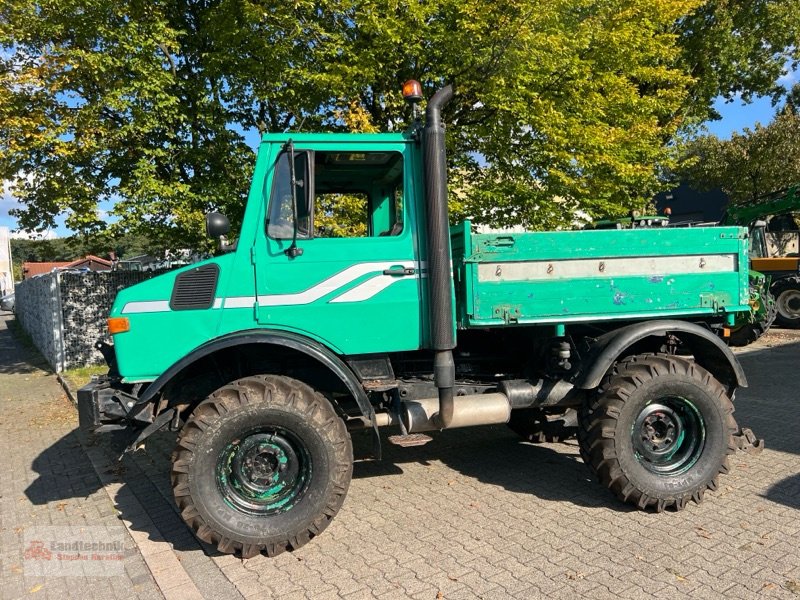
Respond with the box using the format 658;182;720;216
631;397;705;475
216;428;312;516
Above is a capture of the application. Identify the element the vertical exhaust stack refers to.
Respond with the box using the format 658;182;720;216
423;84;456;428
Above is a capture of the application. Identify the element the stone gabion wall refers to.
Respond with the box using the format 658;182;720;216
14;272;64;371
15;270;165;371
58;271;164;369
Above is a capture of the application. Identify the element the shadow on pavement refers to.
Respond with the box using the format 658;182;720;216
763;472;800;510
352;425;632;512
0;314;52;375
734;339;800;457
24;430;101;505
25;428;211;554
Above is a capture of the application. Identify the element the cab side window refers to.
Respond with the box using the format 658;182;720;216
266;151;311;239
265;149;404;240
313;151;404;238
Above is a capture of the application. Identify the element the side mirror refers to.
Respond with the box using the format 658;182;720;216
206;212;231;238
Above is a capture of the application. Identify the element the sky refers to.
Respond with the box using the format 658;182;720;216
704;95;780;139
0;84;793;239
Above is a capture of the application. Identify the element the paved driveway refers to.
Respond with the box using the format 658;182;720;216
1;313;799;599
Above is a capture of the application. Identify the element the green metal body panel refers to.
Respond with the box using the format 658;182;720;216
109;132;751;383
451;221;750;327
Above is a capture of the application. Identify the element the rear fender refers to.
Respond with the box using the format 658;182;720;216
574;320;747;394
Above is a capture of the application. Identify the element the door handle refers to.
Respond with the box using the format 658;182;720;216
383;266;416;276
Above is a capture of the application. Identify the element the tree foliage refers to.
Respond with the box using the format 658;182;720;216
677;0;800;118
681;96;800;203
10;231;156;267
1;0;799;241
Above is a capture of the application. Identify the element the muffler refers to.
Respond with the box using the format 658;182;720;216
400;378;581;433
403;393;511;433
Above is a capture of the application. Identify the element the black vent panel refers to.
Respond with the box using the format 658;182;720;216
170;264;220;310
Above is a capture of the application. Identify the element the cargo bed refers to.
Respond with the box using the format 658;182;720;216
450;221;750;327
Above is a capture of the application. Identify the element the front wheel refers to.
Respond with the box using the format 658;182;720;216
579;355;737;511
171;375;353;557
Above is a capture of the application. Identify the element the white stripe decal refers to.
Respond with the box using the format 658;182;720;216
261;261;416;306
329;273;417;303
121;259;422;313
121;300;171;314
223;296;256;309
477;254;738;282
122;297;224;314
121;260;418;313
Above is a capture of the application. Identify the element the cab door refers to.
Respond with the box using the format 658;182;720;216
253;140;424;356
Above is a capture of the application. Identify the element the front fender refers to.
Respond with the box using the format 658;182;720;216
137;329;381;458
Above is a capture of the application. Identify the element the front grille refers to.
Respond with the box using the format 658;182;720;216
170;264;220;310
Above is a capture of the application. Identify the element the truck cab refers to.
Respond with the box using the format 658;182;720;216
110;132;430;381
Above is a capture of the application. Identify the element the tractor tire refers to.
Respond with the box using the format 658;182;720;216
772;276;800;328
171;375;352;558
578;354;737;512
508;408;578;443
728;291;777;347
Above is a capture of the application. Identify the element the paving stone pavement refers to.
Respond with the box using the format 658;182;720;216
2;311;799;599
0;314;166;600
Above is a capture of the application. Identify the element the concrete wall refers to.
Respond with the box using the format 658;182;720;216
14;270;163;371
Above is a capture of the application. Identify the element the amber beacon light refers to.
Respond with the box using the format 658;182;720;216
107;317;130;335
402;79;423;103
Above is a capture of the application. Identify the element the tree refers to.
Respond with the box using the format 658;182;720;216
676;0;800;120
1;0;799;241
681;100;800;203
10;232;156;276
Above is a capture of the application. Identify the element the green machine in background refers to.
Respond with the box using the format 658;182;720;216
721;185;800;328
80;82;758;559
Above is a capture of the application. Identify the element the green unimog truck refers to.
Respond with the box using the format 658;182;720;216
80;83;756;558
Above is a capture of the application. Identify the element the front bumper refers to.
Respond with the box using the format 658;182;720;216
77;378;150;432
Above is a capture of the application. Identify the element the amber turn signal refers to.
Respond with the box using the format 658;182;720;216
108;317;130;335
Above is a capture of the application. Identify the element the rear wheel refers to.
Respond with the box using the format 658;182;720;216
578;354;737;511
772;276;800;328
171;375;352;557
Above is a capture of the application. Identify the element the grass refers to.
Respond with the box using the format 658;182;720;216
62;364;108;390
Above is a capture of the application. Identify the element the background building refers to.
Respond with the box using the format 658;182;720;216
0;227;12;295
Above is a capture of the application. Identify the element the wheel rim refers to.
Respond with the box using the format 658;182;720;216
777;288;800;321
631;398;705;475
216;428;311;515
